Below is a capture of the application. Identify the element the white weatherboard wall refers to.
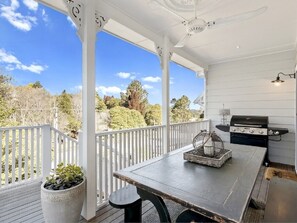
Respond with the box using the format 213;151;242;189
205;51;296;165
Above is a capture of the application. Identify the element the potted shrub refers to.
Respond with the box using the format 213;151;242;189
41;163;85;223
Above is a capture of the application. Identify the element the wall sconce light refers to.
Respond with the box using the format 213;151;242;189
271;72;296;86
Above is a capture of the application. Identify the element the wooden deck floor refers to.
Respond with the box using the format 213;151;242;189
0;163;294;223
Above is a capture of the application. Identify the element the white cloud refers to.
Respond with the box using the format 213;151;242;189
130;75;136;80
142;76;161;83
96;86;122;95
170;77;174;85
75;85;82;90
23;0;38;11
143;84;153;89
0;0;37;31
67;16;76;28
0;48;47;74
0;49;20;64
41;9;49;23
17;64;47;74
117;72;131;79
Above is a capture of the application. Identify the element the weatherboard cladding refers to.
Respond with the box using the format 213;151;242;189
205;50;296;165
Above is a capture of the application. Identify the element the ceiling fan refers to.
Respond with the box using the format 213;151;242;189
151;0;268;48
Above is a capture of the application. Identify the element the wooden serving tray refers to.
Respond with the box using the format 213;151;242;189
183;147;232;168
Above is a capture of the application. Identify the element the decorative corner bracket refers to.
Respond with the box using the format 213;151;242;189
95;11;109;33
155;44;173;68
63;1;109;41
63;0;84;40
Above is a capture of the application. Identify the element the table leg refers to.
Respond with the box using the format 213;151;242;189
137;188;171;223
124;199;142;223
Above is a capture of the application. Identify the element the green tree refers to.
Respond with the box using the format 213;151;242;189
0;74;12;98
121;80;148;115
109;106;146;130
171;95;192;123
31;81;43;89
56;90;82;137
0;97;14;126
57;90;73;116
104;95;121;109
144;104;161;126
0;74;15;126
65;116;81;139
95;94;107;112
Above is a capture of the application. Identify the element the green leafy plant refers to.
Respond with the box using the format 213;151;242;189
44;163;84;190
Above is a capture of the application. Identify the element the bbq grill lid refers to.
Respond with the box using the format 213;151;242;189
230;115;268;127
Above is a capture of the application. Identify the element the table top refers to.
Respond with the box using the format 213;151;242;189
114;143;266;223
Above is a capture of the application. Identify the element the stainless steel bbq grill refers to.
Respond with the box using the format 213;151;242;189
230;115;269;165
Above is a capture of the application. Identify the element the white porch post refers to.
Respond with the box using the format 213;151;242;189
156;36;172;154
81;0;96;219
63;0;108;220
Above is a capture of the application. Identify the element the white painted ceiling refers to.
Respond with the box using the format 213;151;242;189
39;0;297;69
105;0;297;65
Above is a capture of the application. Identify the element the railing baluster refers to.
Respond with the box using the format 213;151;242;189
25;129;28;180
123;132;127;168
115;133;118;190
58;132;61;165
67;137;70;164
30;128;34;179
119;132;123;189
5;130;9;185
12;129;16;184
37;128;40;177
63;135;66;165
109;134;113;193
99;135;103;203
128;131;131;166
131;131;135;165
104;135;108;201
53;131;57;170
148;129;151;159
18;129;22;183
138;130;141;163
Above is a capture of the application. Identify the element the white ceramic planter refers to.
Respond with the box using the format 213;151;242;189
41;178;85;223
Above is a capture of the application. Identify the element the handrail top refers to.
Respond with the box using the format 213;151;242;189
95;120;209;136
0;124;49;131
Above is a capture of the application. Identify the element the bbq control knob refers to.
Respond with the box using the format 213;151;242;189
274;131;279;135
268;130;273;135
241;129;245;133
249;130;254;134
259;130;264;134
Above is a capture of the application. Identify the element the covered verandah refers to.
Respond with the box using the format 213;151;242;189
1;0;297;222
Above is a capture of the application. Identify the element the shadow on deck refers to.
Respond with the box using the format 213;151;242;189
0;164;294;223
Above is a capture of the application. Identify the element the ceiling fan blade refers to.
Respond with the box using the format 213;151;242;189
175;33;192;48
207;6;267;29
149;0;188;22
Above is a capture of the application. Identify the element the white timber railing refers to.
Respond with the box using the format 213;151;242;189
0;125;79;188
50;127;79;169
1;120;210;194
169;120;210;151
95;120;210;204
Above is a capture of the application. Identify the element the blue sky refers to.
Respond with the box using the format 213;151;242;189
0;0;204;109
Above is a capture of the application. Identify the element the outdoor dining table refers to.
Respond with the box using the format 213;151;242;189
113;142;266;223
